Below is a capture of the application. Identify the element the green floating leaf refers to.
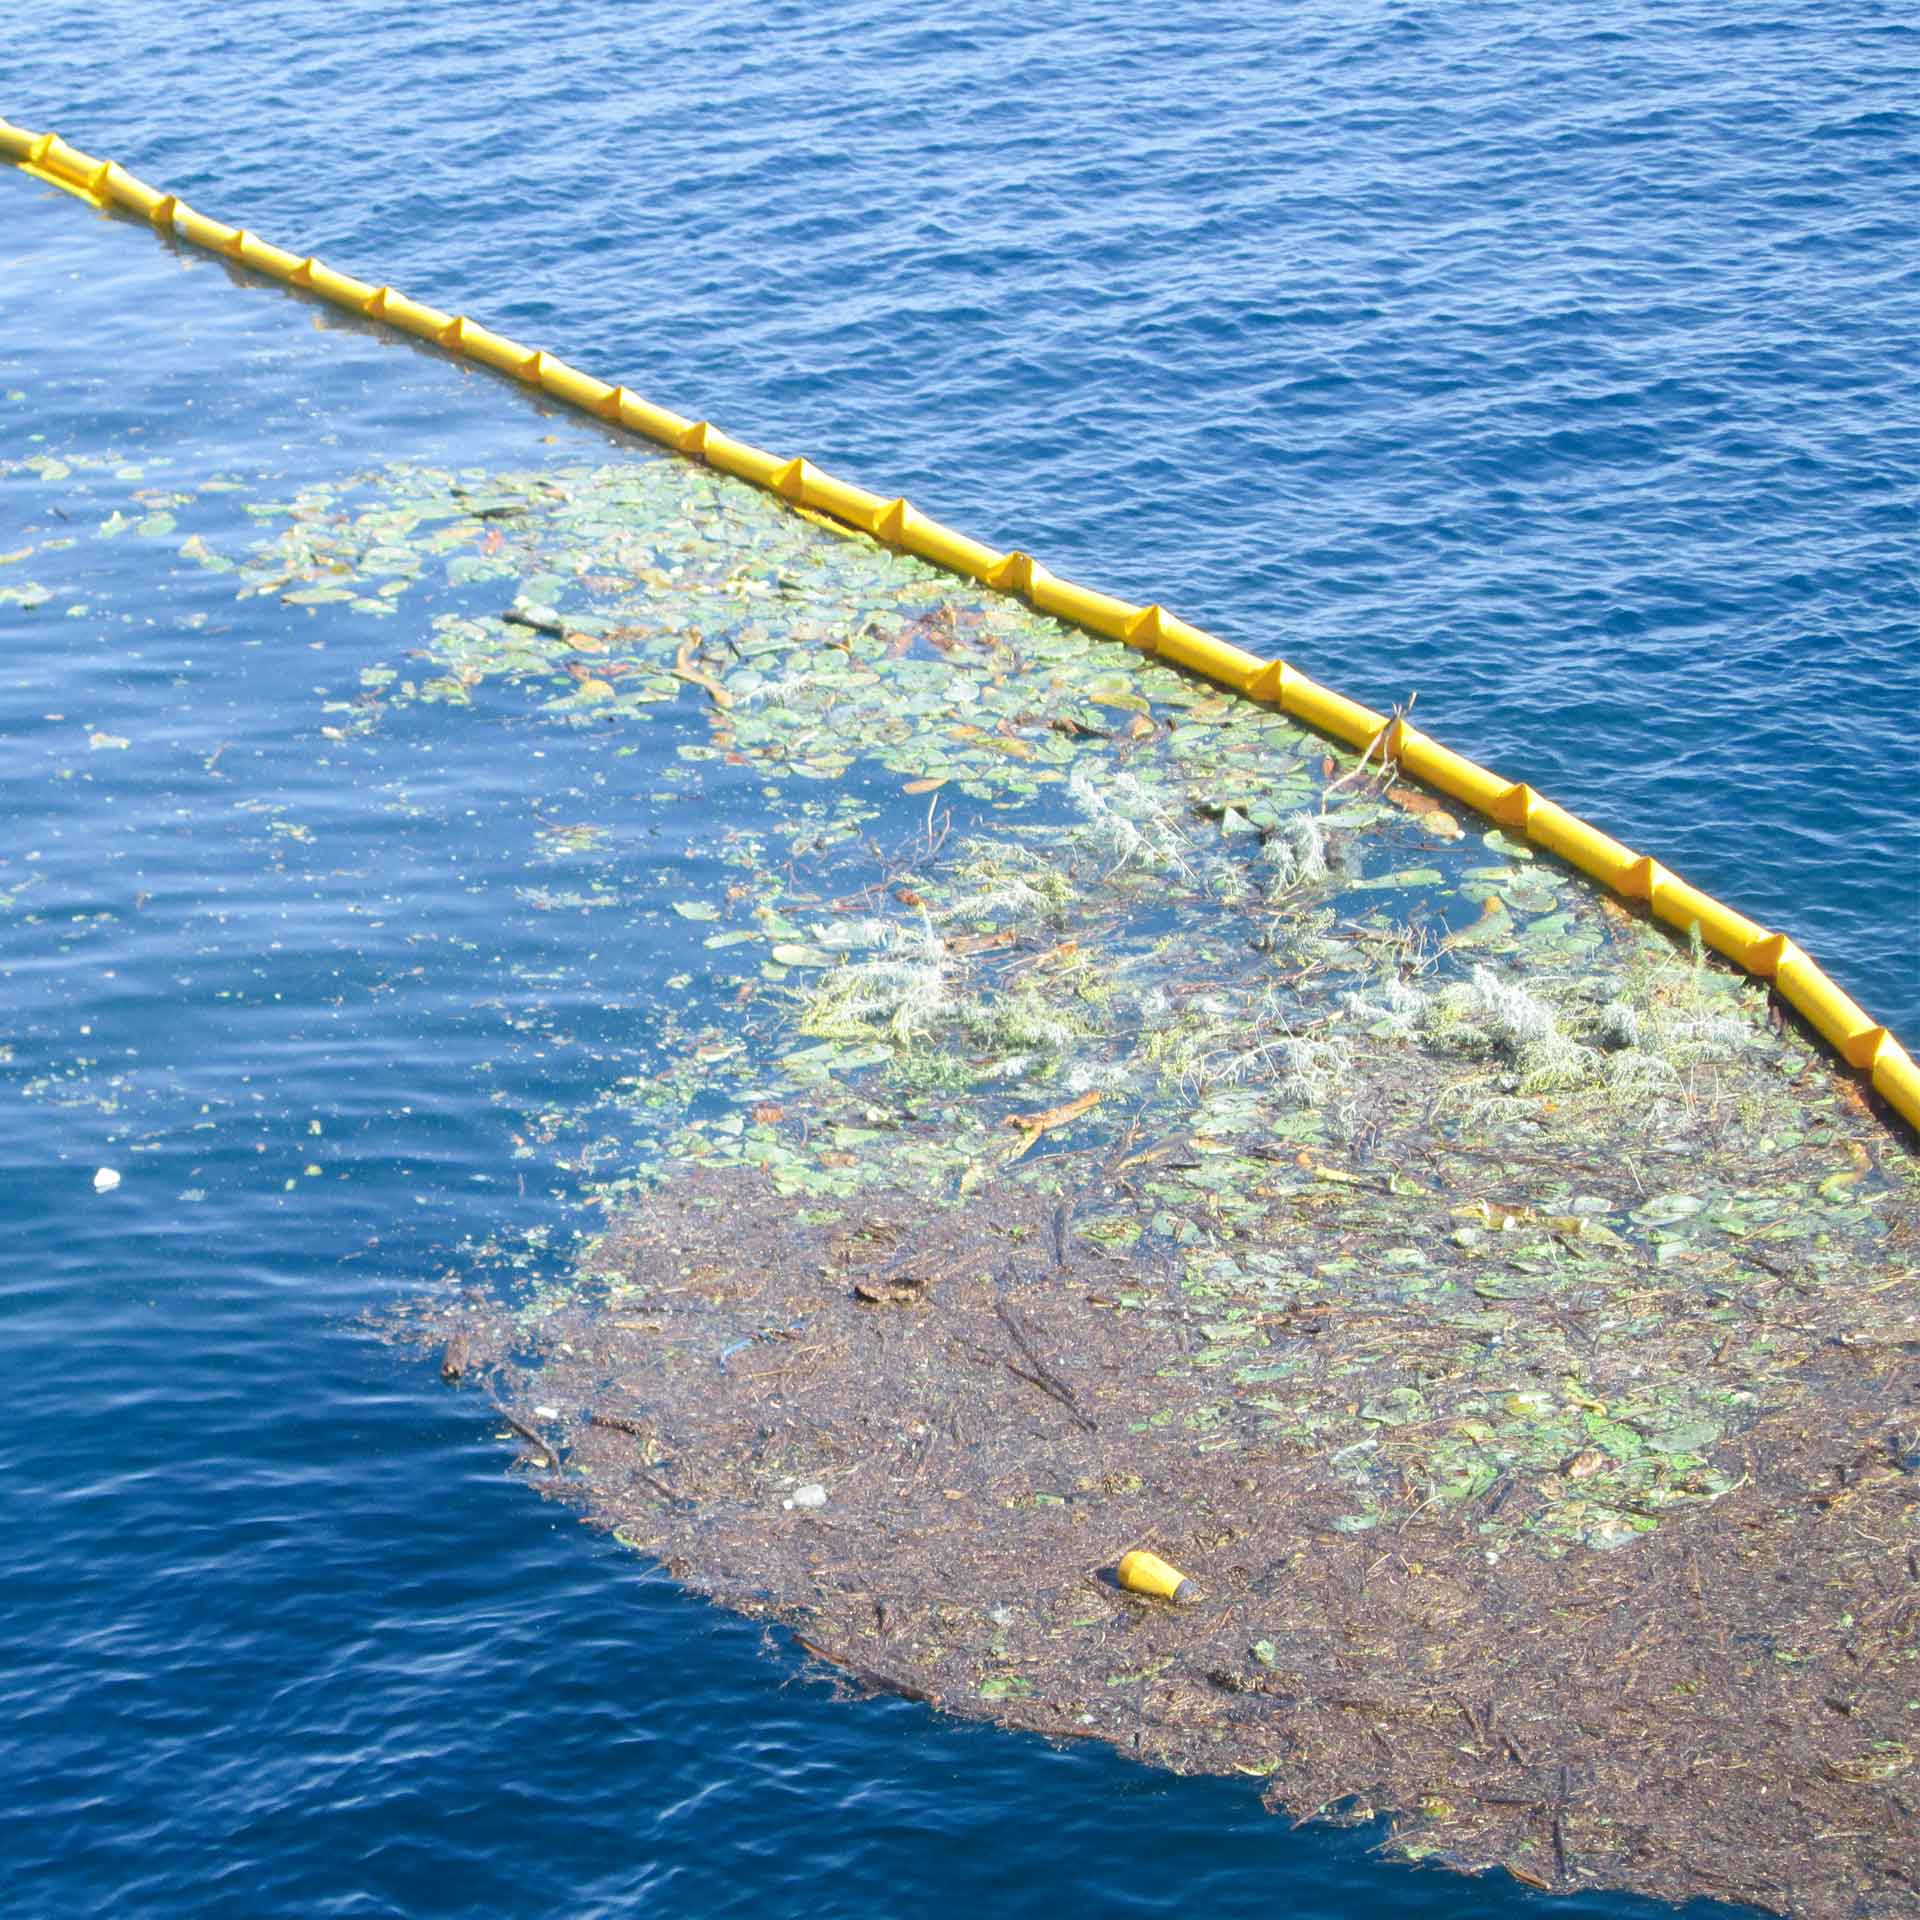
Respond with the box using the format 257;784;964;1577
1632;1192;1704;1228
1481;829;1535;860
1647;1419;1720;1456
1361;1387;1427;1427
1585;1514;1656;1551
979;1675;1030;1699
1236;1371;1301;1393
1583;1414;1646;1460
672;901;720;921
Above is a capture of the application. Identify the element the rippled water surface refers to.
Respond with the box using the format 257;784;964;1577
3;6;1915;1916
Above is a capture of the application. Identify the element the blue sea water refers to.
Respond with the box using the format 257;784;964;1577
2;6;1916;1917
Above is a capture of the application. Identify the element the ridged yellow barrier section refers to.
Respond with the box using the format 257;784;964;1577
6;115;1914;1136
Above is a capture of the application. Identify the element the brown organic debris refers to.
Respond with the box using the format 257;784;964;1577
326;442;1920;1917
400;1115;1919;1920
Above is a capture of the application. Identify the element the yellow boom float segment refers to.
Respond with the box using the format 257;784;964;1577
4;114;1912;1133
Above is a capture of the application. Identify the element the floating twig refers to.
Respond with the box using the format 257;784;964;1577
502;607;567;638
793;1634;941;1707
494;1408;558;1470
995;1293;1097;1433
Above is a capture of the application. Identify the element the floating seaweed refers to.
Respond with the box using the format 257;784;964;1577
8;433;1914;1918
331;460;1913;1920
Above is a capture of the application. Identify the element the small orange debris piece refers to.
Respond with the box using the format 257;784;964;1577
1006;1090;1102;1136
671;639;733;709
1386;787;1463;837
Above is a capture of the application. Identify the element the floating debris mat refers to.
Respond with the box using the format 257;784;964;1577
132;445;1911;1919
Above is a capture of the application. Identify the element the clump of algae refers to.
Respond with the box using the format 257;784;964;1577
797;917;955;1045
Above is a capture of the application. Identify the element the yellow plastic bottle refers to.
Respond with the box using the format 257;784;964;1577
1116;1549;1197;1605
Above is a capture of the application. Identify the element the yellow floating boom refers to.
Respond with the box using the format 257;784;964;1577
4;115;1912;1134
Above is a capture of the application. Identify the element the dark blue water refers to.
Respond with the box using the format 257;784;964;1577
3;6;1916;1916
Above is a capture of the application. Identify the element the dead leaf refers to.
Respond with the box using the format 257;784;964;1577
671;639;733;709
854;1278;927;1307
1388;787;1464;837
1007;1091;1102;1136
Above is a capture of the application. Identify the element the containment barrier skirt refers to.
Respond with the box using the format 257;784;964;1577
5;115;1914;1135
